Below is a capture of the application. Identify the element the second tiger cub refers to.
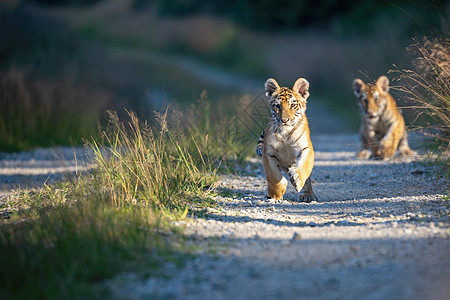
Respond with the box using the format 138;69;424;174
353;75;415;160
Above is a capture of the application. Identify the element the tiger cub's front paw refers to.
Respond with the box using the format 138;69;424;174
356;149;371;159
380;140;396;159
288;167;302;192
298;191;318;203
369;149;383;160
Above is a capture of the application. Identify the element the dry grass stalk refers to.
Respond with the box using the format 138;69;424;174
392;36;450;144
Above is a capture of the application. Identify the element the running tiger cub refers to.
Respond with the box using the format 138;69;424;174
353;75;415;160
256;78;317;202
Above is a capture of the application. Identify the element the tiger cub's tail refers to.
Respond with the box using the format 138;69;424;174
256;130;264;157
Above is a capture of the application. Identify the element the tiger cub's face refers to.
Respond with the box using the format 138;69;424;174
353;76;390;120
265;78;309;127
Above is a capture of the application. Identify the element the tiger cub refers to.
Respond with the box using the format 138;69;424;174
256;78;317;202
353;75;415;160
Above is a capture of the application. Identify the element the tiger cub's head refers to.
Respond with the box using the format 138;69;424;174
265;77;309;127
353;76;390;120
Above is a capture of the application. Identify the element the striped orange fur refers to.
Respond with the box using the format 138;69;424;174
353;76;416;160
257;78;317;202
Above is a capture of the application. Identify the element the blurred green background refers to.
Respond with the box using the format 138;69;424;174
0;0;448;151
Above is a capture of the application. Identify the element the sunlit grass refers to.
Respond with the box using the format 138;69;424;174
90;109;218;211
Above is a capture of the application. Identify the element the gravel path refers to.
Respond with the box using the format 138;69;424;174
1;134;449;299
0;147;93;196
109;134;449;300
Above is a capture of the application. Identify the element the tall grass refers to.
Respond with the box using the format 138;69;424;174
0;109;217;298
91;109;217;211
394;37;449;142
392;36;449;181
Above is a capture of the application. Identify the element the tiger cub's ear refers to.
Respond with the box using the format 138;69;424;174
265;78;280;97
376;76;390;94
293;78;310;100
353;78;365;98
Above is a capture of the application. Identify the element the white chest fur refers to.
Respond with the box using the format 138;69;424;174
265;124;306;168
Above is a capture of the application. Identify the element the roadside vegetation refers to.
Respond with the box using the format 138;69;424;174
396;37;449;145
392;36;450;183
0;108;228;298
